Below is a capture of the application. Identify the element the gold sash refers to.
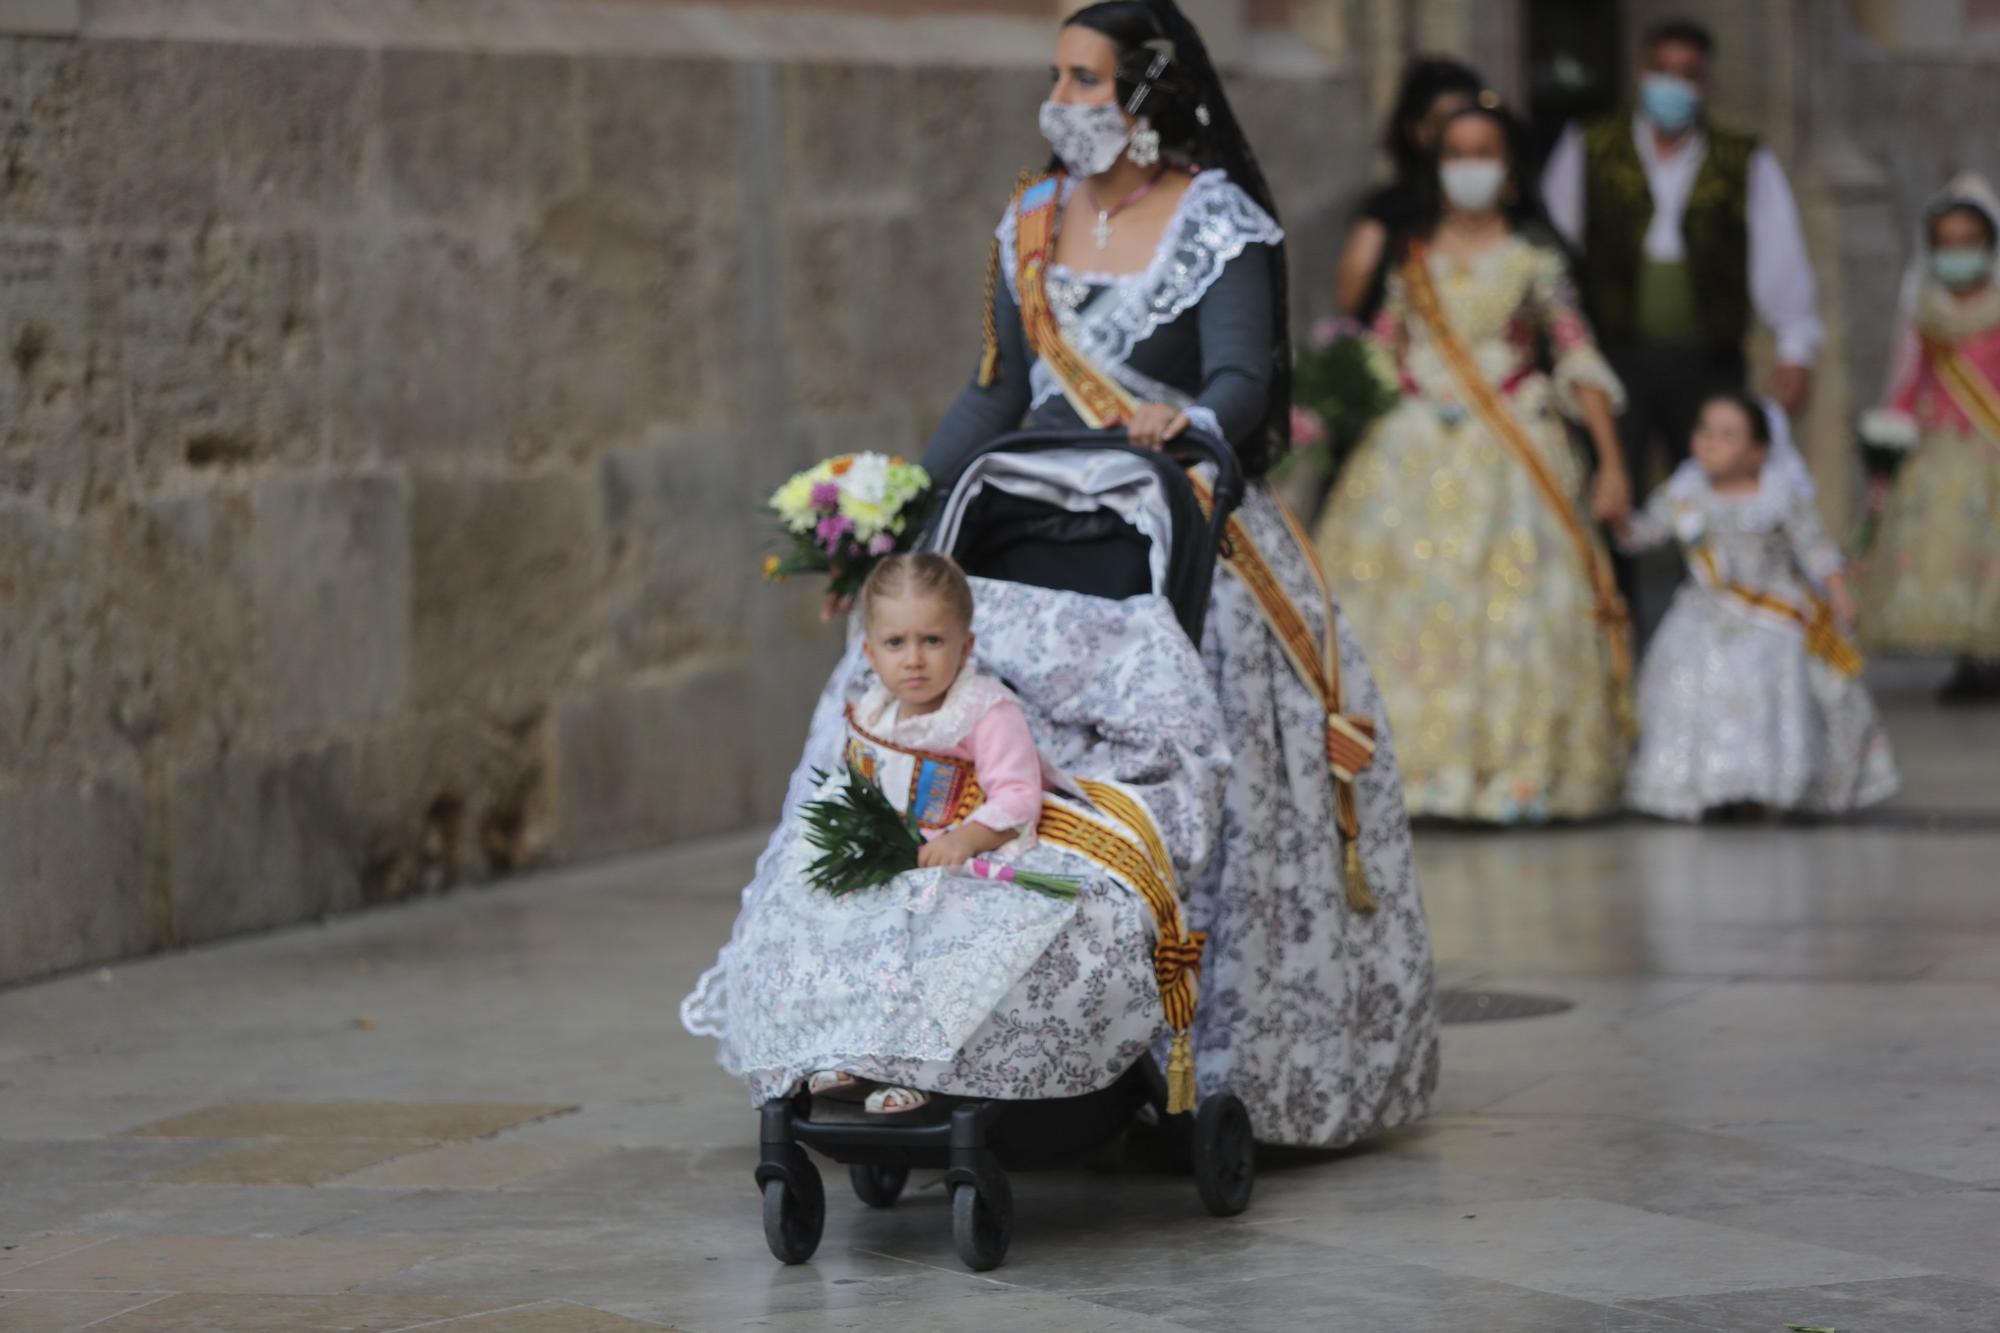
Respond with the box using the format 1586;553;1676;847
1688;546;1864;677
1037;779;1204;1114
1401;244;1634;687
1006;172;1381;913
1923;334;2000;446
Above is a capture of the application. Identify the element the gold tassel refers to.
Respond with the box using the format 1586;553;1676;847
1343;838;1378;915
1166;1030;1196;1115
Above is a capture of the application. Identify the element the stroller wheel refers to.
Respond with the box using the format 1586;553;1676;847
761;1170;825;1264
1192;1092;1255;1217
950;1183;1011;1271
849;1161;909;1208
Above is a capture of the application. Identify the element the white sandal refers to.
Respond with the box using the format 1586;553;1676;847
864;1085;932;1115
807;1070;866;1100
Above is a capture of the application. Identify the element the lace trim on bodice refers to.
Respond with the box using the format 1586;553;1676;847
994;171;1283;412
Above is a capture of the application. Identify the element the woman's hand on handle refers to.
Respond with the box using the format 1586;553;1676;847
1589;466;1633;527
1126;403;1190;451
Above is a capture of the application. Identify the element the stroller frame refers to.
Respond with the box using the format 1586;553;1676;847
754;428;1252;1271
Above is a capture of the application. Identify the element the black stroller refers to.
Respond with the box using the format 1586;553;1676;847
754;427;1252;1272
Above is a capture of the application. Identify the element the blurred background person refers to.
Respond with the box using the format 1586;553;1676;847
1541;17;1821;641
1316;102;1632;824
1857;173;2000;704
1333;56;1484;324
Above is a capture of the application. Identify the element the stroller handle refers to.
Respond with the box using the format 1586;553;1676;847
926;426;1246;643
942;424;1246;544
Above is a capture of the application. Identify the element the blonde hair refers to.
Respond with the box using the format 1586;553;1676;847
858;552;975;632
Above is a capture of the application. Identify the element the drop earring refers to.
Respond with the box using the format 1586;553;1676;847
1126;116;1161;168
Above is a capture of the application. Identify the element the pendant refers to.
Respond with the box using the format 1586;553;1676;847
1093;211;1112;250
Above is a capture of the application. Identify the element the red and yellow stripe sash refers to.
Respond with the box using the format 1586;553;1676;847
1402;244;1634;689
1923;334;2000;447
1037;778;1203;1113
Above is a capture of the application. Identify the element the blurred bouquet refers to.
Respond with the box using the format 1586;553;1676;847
764;452;932;600
1851;409;1919;553
1291;316;1399;472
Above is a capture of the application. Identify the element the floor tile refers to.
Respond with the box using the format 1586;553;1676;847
0;1290;169;1332
0;1235;454;1295
1626;1274;2000;1333
1685;1188;2000;1285
328;1142;607;1190
1264;1196;1927;1303
84;1291;510;1330
117;1100;575;1144
145;1140;422;1186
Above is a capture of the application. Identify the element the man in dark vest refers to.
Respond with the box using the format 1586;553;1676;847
1542;18;1821;630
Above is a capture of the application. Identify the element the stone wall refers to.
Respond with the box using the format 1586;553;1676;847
0;9;1378;984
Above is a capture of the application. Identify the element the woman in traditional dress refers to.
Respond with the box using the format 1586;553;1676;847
921;0;1437;1148
1314;103;1634;822
1857;173;2000;703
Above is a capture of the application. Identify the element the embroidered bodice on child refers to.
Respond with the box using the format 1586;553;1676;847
843;669;1048;845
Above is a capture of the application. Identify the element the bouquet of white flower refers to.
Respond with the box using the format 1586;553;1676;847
763;453;932;599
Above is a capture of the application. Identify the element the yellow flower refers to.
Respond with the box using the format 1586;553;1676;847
762;554;783;581
769;474;816;531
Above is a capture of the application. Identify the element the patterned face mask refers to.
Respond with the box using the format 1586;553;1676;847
1039;99;1132;177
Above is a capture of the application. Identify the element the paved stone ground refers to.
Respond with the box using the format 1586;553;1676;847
3;664;1998;1331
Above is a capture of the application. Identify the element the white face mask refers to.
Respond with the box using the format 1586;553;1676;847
1039;99;1132;177
1440;159;1508;213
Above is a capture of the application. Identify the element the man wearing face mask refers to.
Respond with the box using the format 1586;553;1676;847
1541;18;1822;633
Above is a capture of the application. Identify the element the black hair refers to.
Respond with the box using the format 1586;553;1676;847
1384;57;1485;187
1410;103;1558;241
1928;200;2000;250
1060;1;1292;475
1701;391;1772;446
1644;18;1715;58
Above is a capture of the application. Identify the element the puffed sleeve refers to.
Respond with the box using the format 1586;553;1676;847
1530;246;1627;421
1781;491;1846;590
962;699;1045;835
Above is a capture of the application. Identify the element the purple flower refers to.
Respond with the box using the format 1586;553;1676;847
815;513;854;550
1308;315;1365;350
810;481;841;509
867;533;896;556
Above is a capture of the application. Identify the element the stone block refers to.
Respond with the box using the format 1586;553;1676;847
98;228;326;479
0;228;120;511
779;214;895;415
76;42;367;226
599;428;749;671
515;197;744;454
0;35;82;225
409;470;601;712
100;490;259;764
581;56;740;221
165;742;360;943
345;707;556;897
0;772;155;984
0;499;106;772
320;229;517;461
251;472;411;739
775;63;914;206
553;657;750;859
379;49;583;228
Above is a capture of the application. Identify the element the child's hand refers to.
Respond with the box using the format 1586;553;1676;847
1830;584;1857;630
916;823;1011;870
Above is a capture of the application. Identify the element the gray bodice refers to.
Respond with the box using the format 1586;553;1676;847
923;171;1283;485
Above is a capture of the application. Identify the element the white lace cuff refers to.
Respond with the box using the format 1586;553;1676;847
1857;408;1920;450
1551;346;1627;421
1181;405;1223;444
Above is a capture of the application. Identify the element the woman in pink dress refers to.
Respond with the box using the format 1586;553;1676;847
1858;173;2000;702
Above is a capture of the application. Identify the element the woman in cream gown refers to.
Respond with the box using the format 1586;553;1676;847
1316;103;1634;822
